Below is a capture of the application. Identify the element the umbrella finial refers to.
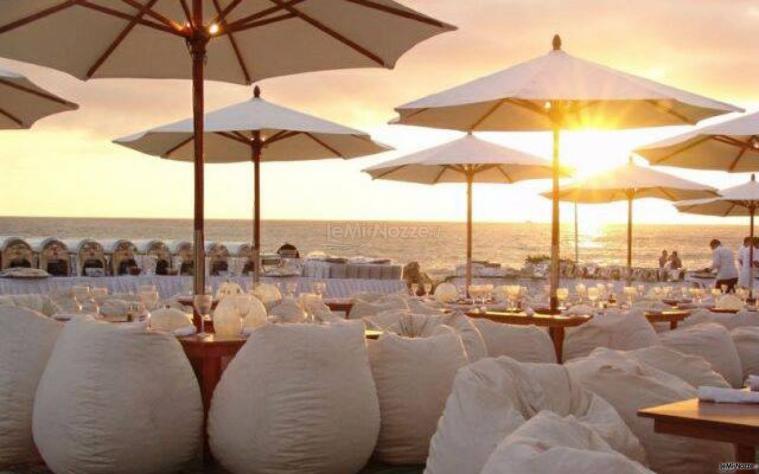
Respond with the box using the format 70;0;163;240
253;85;261;98
552;34;562;51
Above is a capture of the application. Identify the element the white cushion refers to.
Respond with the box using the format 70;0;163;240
208;320;379;474
659;323;743;387
149;307;192;332
33;317;202;474
481;411;654;474
731;326;759;382
472;318;557;363
626;345;730;388
566;348;734;474
0;307;62;467
564;309;659;361
369;321;467;464
425;357;645;474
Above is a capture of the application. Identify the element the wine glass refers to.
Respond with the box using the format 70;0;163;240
721;283;728;294
193;294;213;338
575;284;587;303
286;280;298;298
410;283;419;297
587;287;600;308
139;289;160;311
623;286;637;307
505;285;520;311
424;283;432;297
234;295;251;333
556;287;569;309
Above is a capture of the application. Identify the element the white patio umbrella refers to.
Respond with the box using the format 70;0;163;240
393;34;740;312
541;159;717;281
116;86;390;282
363;133;562;293
0;1;453;294
636;111;759;171
675;174;759;295
0;67;77;129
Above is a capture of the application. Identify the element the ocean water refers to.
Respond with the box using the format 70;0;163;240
0;216;746;272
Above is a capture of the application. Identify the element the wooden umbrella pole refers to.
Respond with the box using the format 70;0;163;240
252;129;262;286
750;205;755;299
574;201;579;264
466;171;473;298
549;124;561;313
189;0;208;296
627;192;633;284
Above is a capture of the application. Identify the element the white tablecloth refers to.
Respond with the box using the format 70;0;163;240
302;260;402;280
0;275;407;300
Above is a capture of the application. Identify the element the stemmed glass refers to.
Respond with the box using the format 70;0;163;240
234;295;251;334
556;288;569;310
312;281;327;298
410;283;419;297
623;286;637;307
193;294;213;338
139;289;160;311
505;285;521;312
286;279;298;298
575;284;587;304
587;287;600;308
424;283;432;297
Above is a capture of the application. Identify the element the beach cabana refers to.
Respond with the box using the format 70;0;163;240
542;160;716;281
115;87;389;283
102;239;139;276
0;236;33;270
205;242;230;276
392;35;741;312
675;175;759;295
0;1;453;296
29;237;69;276
134;239;172;275
364;133;559;293
227;242;254;276
168;240;194;277
64;239;106;277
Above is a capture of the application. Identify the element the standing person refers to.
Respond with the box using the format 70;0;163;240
738;237;753;288
658;250;669;269
708;239;738;292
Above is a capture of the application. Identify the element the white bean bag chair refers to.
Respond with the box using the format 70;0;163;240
0;307;62;468
433;282;458;303
425;357;645;474
659;323;743;387
99;298;130;319
731;326;759;381
208;320;379;474
626;345;730;388
268;297;306;323
566;348;734;474
149;307;193;332
680;308;759;331
481;411;654;474
351;291;385;303
564;309;659;361
33;317;202;474
405;298;444;315
251;283;281;310
364;311;486;363
242;296;268;329
0;294;56;316
349;297;408;320
369;322;467;464
472;318;556;363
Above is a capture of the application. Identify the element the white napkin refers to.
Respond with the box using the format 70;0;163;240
564;304;594;316
173;325;196;337
715;294;744;311
748;375;759;391
698;386;759;404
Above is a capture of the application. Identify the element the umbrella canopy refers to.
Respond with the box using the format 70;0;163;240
392;34;740;312
116;86;389;282
542;161;716;279
636;111;759;172
115;87;389;162
0;67;77;129
0;0;453;295
364;133;559;292
0;2;454;83
675;175;759;294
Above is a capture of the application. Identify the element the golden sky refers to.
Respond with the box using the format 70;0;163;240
1;0;757;224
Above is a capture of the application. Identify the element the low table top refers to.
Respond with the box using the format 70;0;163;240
639;397;759;433
466;310;592;327
644;310;690;323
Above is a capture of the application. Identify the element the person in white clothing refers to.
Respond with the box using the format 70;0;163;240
709;239;738;292
738;237;758;288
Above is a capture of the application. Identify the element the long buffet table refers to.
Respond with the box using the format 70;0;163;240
0;275;407;299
